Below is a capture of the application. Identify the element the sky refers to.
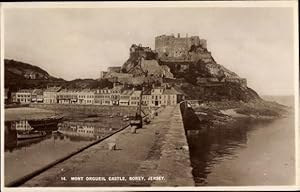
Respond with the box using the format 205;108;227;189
3;6;296;95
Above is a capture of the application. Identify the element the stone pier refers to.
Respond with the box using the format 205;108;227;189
21;105;194;187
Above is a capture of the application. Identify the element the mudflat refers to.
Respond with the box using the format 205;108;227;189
5;107;58;121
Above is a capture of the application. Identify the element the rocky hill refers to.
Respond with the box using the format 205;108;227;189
5;59;57;80
66;78;113;89
4;59;114;91
4;59;66;91
119;42;261;102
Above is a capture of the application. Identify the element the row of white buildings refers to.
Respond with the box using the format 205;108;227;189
11;85;185;107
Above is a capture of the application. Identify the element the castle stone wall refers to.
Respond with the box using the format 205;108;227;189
155;34;206;60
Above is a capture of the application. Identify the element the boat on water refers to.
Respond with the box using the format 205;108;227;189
17;131;47;140
27;116;64;131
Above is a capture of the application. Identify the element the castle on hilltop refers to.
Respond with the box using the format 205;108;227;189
98;34;247;88
155;33;207;60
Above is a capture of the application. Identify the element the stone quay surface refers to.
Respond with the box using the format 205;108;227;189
22;105;194;187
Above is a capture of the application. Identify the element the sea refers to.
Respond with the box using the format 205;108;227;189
188;95;295;186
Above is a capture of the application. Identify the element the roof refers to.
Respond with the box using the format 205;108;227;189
142;88;151;95
173;87;185;95
44;87;61;92
17;89;33;93
131;90;142;96
163;88;183;95
112;85;124;90
95;88;112;94
58;89;78;93
81;89;94;93
151;87;164;95
121;90;134;96
32;89;43;95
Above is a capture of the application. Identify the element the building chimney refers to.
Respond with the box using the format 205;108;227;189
178;33;180;38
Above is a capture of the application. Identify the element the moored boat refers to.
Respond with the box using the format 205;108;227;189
17;131;47;140
27;116;64;131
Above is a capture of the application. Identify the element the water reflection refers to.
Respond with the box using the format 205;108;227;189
5;118;125;152
4;117;127;185
185;115;274;185
58;121;118;141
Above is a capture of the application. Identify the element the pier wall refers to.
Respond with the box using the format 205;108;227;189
152;105;194;186
179;102;202;131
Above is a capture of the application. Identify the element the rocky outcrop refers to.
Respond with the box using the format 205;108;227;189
120;45;174;85
122;44;158;73
179;82;260;102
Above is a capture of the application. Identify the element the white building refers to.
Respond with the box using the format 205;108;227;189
111;85;124;105
150;87;164;107
130;90;142;106
31;89;44;103
57;89;79;104
77;89;95;105
43;87;61;104
119;90;133;106
94;89;112;105
141;89;151;106
16;89;33;104
162;88;182;106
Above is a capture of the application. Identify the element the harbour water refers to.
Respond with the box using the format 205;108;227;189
4;116;126;186
188;96;295;186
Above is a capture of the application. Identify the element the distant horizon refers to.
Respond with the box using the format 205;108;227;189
4;6;296;96
261;94;295;97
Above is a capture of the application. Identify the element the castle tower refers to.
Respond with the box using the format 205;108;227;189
155;34;207;60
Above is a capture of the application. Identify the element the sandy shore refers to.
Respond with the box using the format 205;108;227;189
220;109;248;118
221;108;280;120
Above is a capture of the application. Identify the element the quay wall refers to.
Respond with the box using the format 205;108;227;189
179;102;202;130
153;105;195;186
29;103;154;116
